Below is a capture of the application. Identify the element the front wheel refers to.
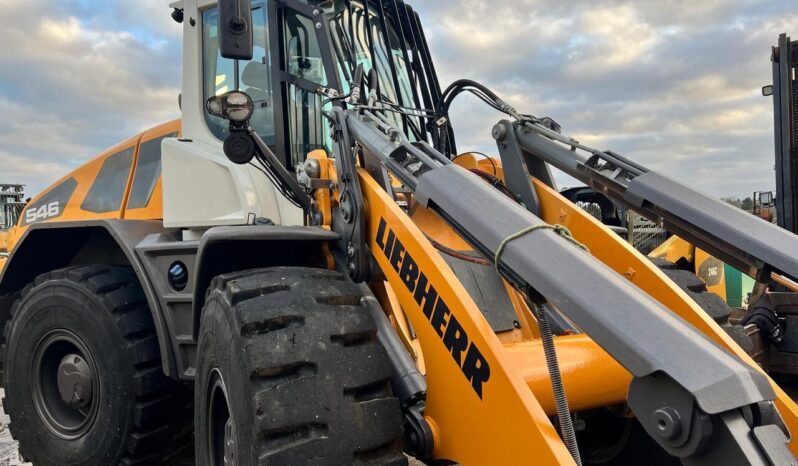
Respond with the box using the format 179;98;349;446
3;265;189;465
194;267;407;466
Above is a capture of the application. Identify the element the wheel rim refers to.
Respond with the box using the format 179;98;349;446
32;329;100;440
208;368;237;466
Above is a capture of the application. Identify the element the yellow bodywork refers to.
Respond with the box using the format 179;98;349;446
651;235;728;300
0;120;179;274
303;151;798;464
4;129;797;463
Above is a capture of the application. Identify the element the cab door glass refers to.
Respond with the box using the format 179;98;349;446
202;2;275;144
283;7;331;166
284;10;328;86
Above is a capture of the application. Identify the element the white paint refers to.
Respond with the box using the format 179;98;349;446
161;0;303;229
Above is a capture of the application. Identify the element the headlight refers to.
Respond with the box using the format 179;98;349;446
206;90;254;123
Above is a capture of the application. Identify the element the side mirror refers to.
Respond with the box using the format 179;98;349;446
217;0;254;60
763;85;774;97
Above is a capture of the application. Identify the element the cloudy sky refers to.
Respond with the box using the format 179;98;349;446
1;0;796;199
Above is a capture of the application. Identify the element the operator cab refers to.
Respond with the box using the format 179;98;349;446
163;0;444;229
201;0;441;168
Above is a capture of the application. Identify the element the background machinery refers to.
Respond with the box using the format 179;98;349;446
1;1;798;465
0;184;24;271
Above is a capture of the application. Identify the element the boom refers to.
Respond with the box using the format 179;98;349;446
291;106;797;464
490;118;798;285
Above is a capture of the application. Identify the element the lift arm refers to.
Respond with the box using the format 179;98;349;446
491;119;798;284
312;107;795;465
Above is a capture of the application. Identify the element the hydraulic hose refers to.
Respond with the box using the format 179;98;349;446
532;303;582;465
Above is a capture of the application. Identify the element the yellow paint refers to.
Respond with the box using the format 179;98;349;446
0;120;180;275
650;234;694;264
360;169;575;465
533;178;798;455
695;248;726;301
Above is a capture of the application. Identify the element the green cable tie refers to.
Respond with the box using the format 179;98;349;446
494;224;588;276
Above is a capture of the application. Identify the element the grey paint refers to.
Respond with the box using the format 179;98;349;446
191;225;340;338
0;219;179;377
626;171;798;280
442;254;517;333
135;232;199;380
512;122;798;283
20;178;78;226
415;164;773;415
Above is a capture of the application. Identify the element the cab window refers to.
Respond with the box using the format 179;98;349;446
81;148;134;213
202;2;274;144
283;7;332;167
128;133;177;210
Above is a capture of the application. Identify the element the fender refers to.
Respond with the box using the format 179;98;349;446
0;219;179;377
190;225;340;339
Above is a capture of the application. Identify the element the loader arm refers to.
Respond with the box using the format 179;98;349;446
301;107;796;465
491;119;798;285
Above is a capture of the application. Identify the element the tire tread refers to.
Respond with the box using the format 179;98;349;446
654;259;754;353
201;267;405;466
2;265;191;464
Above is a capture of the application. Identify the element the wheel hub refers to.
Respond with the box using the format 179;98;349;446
32;329;100;440
208;369;237;466
57;354;93;409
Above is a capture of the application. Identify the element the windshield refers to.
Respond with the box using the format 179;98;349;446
324;0;424;138
202;0;438;167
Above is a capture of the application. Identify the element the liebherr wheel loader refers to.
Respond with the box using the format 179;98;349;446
2;1;798;465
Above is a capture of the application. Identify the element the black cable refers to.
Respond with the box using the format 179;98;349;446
441;79;502;109
250;152;304;209
452;151;498;175
468;169;514;199
371;106;426;139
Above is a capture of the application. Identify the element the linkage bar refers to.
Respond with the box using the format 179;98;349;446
336;109;794;465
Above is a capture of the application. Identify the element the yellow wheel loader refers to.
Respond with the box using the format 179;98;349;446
1;1;798;465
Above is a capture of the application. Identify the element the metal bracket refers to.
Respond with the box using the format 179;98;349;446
492;120;541;215
329;107;370;282
628;372;794;466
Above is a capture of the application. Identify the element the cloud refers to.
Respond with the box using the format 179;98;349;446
1;0;796;201
0;0;181;195
413;0;798;197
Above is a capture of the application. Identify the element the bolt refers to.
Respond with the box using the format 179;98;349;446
315;22;322;29
492;124;507;141
304;159;321;178
652;407;682;440
312;8;320;16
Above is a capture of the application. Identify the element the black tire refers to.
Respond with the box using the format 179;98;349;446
194;267;407;466
2;265;190;465
654;260;754;353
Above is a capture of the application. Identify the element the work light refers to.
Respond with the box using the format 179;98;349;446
206;90;254;123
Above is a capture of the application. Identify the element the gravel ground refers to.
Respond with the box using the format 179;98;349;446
0;389;425;466
0;391;27;466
